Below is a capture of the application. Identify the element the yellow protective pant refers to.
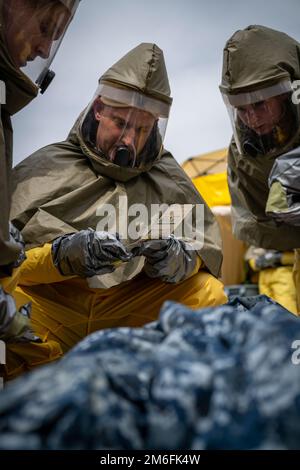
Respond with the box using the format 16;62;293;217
4;244;227;380
1;265;64;381
259;266;297;315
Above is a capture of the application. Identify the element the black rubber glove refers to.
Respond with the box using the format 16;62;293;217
52;229;133;278
0;287;41;343
8;222;26;268
255;251;282;269
132;235;198;283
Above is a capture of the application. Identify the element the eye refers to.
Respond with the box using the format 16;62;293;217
40;20;58;40
113;117;125;128
252;101;265;109
40;21;55;39
40;21;50;37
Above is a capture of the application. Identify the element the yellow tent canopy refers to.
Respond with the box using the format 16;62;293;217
182;149;230;208
182;148;228;179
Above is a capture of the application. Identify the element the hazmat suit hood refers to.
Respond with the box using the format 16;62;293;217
100;42;172;106
220;25;300;249
10;44;223;283
74;43;172;180
220;24;300;94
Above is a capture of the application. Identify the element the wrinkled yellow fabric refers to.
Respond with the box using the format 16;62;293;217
1;269;62;383
248;250;297;315
3;245;73;381
5;243;227;380
259;266;298;315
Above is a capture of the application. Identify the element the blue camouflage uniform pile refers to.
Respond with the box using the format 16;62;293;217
0;295;300;449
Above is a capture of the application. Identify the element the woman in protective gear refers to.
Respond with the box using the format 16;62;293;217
220;25;300;314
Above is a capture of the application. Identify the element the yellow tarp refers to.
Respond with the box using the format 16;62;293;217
192;172;231;208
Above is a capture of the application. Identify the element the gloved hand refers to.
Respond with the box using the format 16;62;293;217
0;223;26;277
52;229;133;278
7;222;26;270
132;235;198;283
255;251;282;270
0;287;41;343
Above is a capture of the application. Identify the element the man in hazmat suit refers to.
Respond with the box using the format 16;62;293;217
0;1;81;344
5;43;227;379
220;25;300;314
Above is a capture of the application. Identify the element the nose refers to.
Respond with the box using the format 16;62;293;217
36;37;53;59
122;126;136;147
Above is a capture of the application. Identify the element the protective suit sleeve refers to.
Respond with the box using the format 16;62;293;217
266;148;300;226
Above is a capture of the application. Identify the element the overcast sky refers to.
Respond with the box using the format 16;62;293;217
12;0;300;165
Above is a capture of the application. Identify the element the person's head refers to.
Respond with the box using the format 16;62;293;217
220;25;300;157
237;95;287;136
2;0;80;91
92;97;156;167
80;43;172;170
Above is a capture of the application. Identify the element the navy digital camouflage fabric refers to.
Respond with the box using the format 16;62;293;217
0;295;300;449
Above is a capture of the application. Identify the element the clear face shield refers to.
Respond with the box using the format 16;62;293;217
2;0;80;93
80;84;171;169
222;80;300;157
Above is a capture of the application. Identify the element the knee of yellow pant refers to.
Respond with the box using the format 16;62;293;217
181;271;227;308
4;340;63;381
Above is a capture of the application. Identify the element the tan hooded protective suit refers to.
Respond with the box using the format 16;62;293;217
221;25;300;314
220;25;300;250
0;1;81;348
0;1;38;273
0;0;79;274
5;43;226;379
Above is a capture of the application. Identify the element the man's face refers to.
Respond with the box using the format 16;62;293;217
94;100;156;164
237;95;285;136
4;0;71;68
